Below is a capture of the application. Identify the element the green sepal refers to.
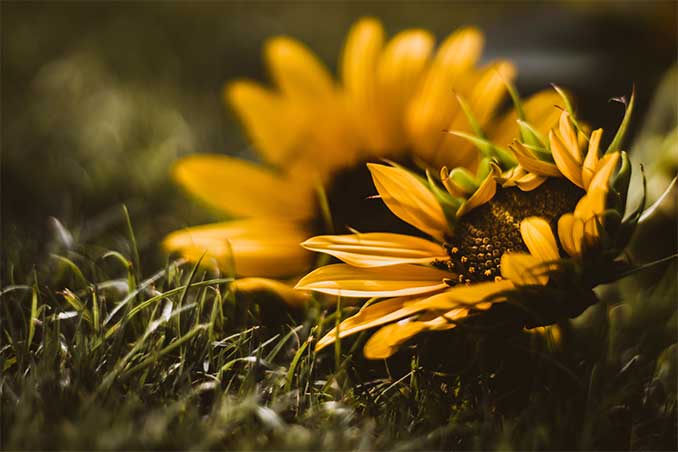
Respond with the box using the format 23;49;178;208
447;167;479;194
447;130;517;169
609;151;631;214
516;119;548;150
455;94;486;139
606;87;635;154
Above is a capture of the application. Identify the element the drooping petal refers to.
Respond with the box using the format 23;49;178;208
550;129;584;188
510;141;562;177
376;29;435;151
265;36;335;102
588;151;620;194
163;219;312;278
315;297;416;351
500;252;549;286
226;81;307;166
406;27;484;163
582;128;603;190
363;314;458;359
367;163;450;240
405;279;515;311
301;232;447;267
234;277;311;307
295;263;451;297
172;154;314;220
519;217;560;262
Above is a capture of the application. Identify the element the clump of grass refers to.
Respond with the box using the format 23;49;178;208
1;207;675;450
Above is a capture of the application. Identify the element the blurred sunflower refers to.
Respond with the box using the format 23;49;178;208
163;17;560;304
297;90;648;359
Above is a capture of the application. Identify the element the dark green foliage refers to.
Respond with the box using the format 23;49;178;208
1;212;675;450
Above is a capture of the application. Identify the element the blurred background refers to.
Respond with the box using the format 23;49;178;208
2;1;676;275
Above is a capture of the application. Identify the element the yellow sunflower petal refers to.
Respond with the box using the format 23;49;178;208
557;213;581;257
265;36;335;102
367;163;450;240
341;17;386;151
234;277;310;308
376;29;435;151
226;81;306;166
172;154;314;220
301;232;447;267
406;27;484;162
588;151;620;194
295;263;450;297
500;252;549;286
363;315;457;359
558;110;580;155
405;279;515;311
519;217;560;262
582;128;603;190
550;129;584;188
510;141;562;177
514;171;547;191
163;219;312;278
315;297;415;351
456;163;500;217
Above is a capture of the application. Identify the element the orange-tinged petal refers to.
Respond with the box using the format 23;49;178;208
405;279;515;311
557;213;580;257
558;110;580;157
588;151;620;194
520;217;560;262
234;277;310;308
226;81;306;166
456;163;500;217
363;316;456;359
406;27;484;163
550;129;584;188
500;252;549;286
295;263;450;298
341;17;386;151
172;154;314;220
376;29;434;151
582;128;603;190
315;297;415;351
265;36;335;102
510;141;562;177
302;232;447;267
367;163;450;240
163;219;312;278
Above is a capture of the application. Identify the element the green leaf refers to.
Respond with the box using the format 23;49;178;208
606;88;635;154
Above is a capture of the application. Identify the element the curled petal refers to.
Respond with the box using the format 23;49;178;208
582;128;603;190
510;141;561;177
550;130;584;188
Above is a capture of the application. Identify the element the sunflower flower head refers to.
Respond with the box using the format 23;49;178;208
162;18;560;304
298;88;644;360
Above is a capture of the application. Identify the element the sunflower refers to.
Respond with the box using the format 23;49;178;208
297;90;643;359
162;17;560;303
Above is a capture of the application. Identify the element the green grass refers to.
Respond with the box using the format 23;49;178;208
1;207;676;450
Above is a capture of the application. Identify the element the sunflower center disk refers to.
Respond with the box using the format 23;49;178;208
443;178;584;283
